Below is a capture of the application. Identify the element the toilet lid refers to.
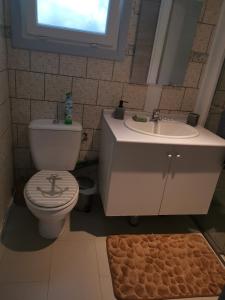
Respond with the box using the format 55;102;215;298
25;170;79;208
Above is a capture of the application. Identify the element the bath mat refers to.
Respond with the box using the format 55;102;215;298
106;233;225;300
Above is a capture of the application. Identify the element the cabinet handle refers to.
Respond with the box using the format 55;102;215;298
167;154;173;158
176;154;182;158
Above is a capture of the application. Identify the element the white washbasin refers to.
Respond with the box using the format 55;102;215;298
124;118;199;138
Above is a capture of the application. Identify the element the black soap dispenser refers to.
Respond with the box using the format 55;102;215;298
113;100;128;120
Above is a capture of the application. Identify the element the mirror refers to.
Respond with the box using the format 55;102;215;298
130;0;203;85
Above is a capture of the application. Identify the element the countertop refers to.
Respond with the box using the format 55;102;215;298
103;110;225;147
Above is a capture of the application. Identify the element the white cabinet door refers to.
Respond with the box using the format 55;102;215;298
105;143;172;216
159;146;225;215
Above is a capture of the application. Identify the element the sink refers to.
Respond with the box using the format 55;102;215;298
124;118;199;138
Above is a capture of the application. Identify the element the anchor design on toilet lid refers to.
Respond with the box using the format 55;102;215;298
37;174;69;197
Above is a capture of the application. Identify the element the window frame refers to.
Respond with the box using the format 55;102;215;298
11;0;132;60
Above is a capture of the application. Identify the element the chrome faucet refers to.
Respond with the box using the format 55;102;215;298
151;109;161;122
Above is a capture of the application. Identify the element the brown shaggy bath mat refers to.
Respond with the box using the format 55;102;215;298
106;234;225;300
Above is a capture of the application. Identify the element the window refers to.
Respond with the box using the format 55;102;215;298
11;0;132;60
36;0;110;34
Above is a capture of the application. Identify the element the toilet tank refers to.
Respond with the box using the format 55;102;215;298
29;119;82;171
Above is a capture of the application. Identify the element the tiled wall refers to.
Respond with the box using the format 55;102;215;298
206;59;225;133
5;0;222;180
0;0;13;227
205;56;225;191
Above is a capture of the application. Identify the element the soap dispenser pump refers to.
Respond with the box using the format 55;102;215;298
113;100;128;120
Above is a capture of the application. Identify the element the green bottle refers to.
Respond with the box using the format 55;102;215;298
64;92;73;125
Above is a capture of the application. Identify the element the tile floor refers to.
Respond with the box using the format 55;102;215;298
0;197;220;300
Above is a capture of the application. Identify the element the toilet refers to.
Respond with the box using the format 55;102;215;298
24;119;82;239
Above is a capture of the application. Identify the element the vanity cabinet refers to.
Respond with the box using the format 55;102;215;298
159;146;224;215
99;118;225;216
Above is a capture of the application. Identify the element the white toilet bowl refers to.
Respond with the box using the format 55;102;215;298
24;170;79;239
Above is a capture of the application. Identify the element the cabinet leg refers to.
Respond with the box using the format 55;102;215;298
129;216;140;226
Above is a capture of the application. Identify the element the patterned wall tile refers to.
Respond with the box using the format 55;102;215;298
31;100;57;120
8;69;16;97
0;34;7;71
0;70;9;104
112;56;132;82
17;124;29;147
45;74;72;102
11;98;30;124
81;128;93;151
7;40;30;71
97;81;123;107
144;85;162;112
87;58;113;80
83;105;102;129
72;78;98;105
31;51;59;74
160;87;185;110
92;130;101;151
183;62;202;88
14;148;31;169
122;84;147;109
181;88;198;112
16;71;44;100
203;0;222;25
60;55;87;77
192;24;213;53
0;99;11;136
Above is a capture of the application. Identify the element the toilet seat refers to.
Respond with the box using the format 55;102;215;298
25;170;79;209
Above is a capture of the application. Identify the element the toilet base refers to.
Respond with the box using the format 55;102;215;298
39;218;65;239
